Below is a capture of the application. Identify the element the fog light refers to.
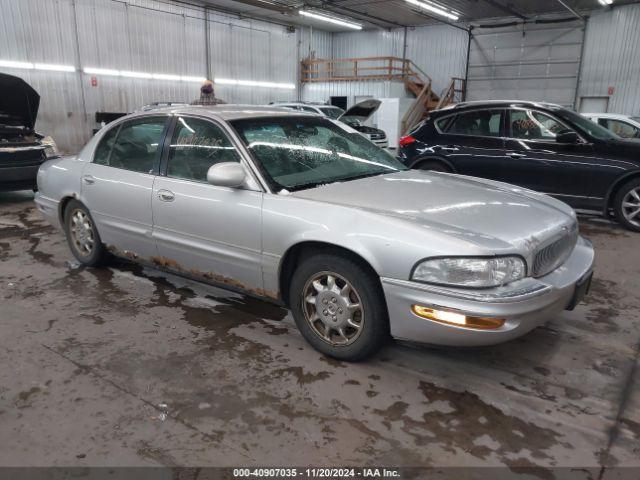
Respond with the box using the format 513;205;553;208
411;305;505;330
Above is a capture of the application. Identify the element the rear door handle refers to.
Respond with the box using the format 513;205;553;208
157;189;175;202
82;175;96;185
507;152;526;159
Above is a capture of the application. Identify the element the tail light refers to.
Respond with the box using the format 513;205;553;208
399;135;417;147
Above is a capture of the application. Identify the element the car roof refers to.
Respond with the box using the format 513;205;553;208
436;100;565;114
125;104;318;121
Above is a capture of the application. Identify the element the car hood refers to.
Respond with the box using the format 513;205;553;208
0;73;40;130
339;99;381;122
292;170;576;254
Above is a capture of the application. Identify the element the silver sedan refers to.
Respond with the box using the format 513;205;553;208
35;106;594;361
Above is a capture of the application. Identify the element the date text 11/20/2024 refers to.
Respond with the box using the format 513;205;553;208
233;468;401;478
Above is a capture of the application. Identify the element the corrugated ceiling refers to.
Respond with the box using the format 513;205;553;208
194;0;640;30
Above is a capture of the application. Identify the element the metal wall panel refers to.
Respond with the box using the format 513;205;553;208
466;20;585;107
0;0;302;152
578;4;640;115
0;0;86;152
404;24;468;95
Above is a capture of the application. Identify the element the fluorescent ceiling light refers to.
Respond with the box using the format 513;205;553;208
34;63;75;72
181;75;207;83
84;67;121;76
152;73;182;81
299;10;362;30
0;60;75;72
405;0;460;21
121;70;152;79
215;77;296;89
0;60;34;69
598;0;613;5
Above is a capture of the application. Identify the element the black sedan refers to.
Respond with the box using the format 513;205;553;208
398;101;640;232
0;73;59;192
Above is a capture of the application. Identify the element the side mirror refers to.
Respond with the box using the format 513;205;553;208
206;162;246;188
556;131;579;144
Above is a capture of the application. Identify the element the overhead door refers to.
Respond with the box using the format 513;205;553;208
466;20;585;108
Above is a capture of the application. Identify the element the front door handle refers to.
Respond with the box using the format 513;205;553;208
507;152;526;159
82;175;96;185
439;145;459;152
157;189;175;202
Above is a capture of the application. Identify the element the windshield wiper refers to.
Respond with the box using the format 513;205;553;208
287;170;394;192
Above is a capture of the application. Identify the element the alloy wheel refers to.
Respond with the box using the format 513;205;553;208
622;187;640;228
302;271;364;346
70;209;95;256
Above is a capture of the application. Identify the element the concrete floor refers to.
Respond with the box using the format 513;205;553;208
0;191;638;475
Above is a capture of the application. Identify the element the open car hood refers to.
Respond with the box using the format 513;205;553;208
0;73;40;130
339;99;381;122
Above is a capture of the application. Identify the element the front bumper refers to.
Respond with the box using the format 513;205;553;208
382;236;595;346
0;147;46;191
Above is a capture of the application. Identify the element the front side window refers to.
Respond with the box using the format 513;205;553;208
108;117;167;173
167;117;241;182
93;125;119;165
509;109;573;140
231;116;406;192
602;119;639;139
551;107;617;141
436;110;502;137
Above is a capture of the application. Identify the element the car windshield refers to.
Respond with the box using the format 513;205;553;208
231;116;406;192
319;107;344;120
551;107;618;140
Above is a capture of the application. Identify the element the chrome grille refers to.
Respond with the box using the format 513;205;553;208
532;224;578;277
370;133;385;140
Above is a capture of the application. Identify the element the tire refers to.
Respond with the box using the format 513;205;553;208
289;251;389;361
613;177;640;232
63;199;107;266
415;160;451;173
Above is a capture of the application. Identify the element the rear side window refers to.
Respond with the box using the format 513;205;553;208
108;117;167;173
166;117;241;183
93;126;119;166
436;110;502;137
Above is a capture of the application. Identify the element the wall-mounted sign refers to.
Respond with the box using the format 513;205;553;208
91;76;98;87
608;86;615;96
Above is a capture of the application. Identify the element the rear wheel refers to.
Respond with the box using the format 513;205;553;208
289;252;389;361
613;178;640;232
64;200;107;266
415;160;451;173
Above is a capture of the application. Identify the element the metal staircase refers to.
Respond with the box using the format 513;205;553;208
300;56;466;135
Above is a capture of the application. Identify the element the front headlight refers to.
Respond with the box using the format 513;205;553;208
411;256;526;288
41;136;60;159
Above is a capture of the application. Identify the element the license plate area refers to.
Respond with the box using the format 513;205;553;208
566;271;593;311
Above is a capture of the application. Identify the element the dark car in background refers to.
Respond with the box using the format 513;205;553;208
0;73;59;191
398;101;640;232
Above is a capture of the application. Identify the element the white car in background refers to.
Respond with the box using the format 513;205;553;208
272;100;389;149
583;113;640;140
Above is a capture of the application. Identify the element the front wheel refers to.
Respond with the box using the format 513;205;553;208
64;199;107;266
613;178;640;232
289;252;389;361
